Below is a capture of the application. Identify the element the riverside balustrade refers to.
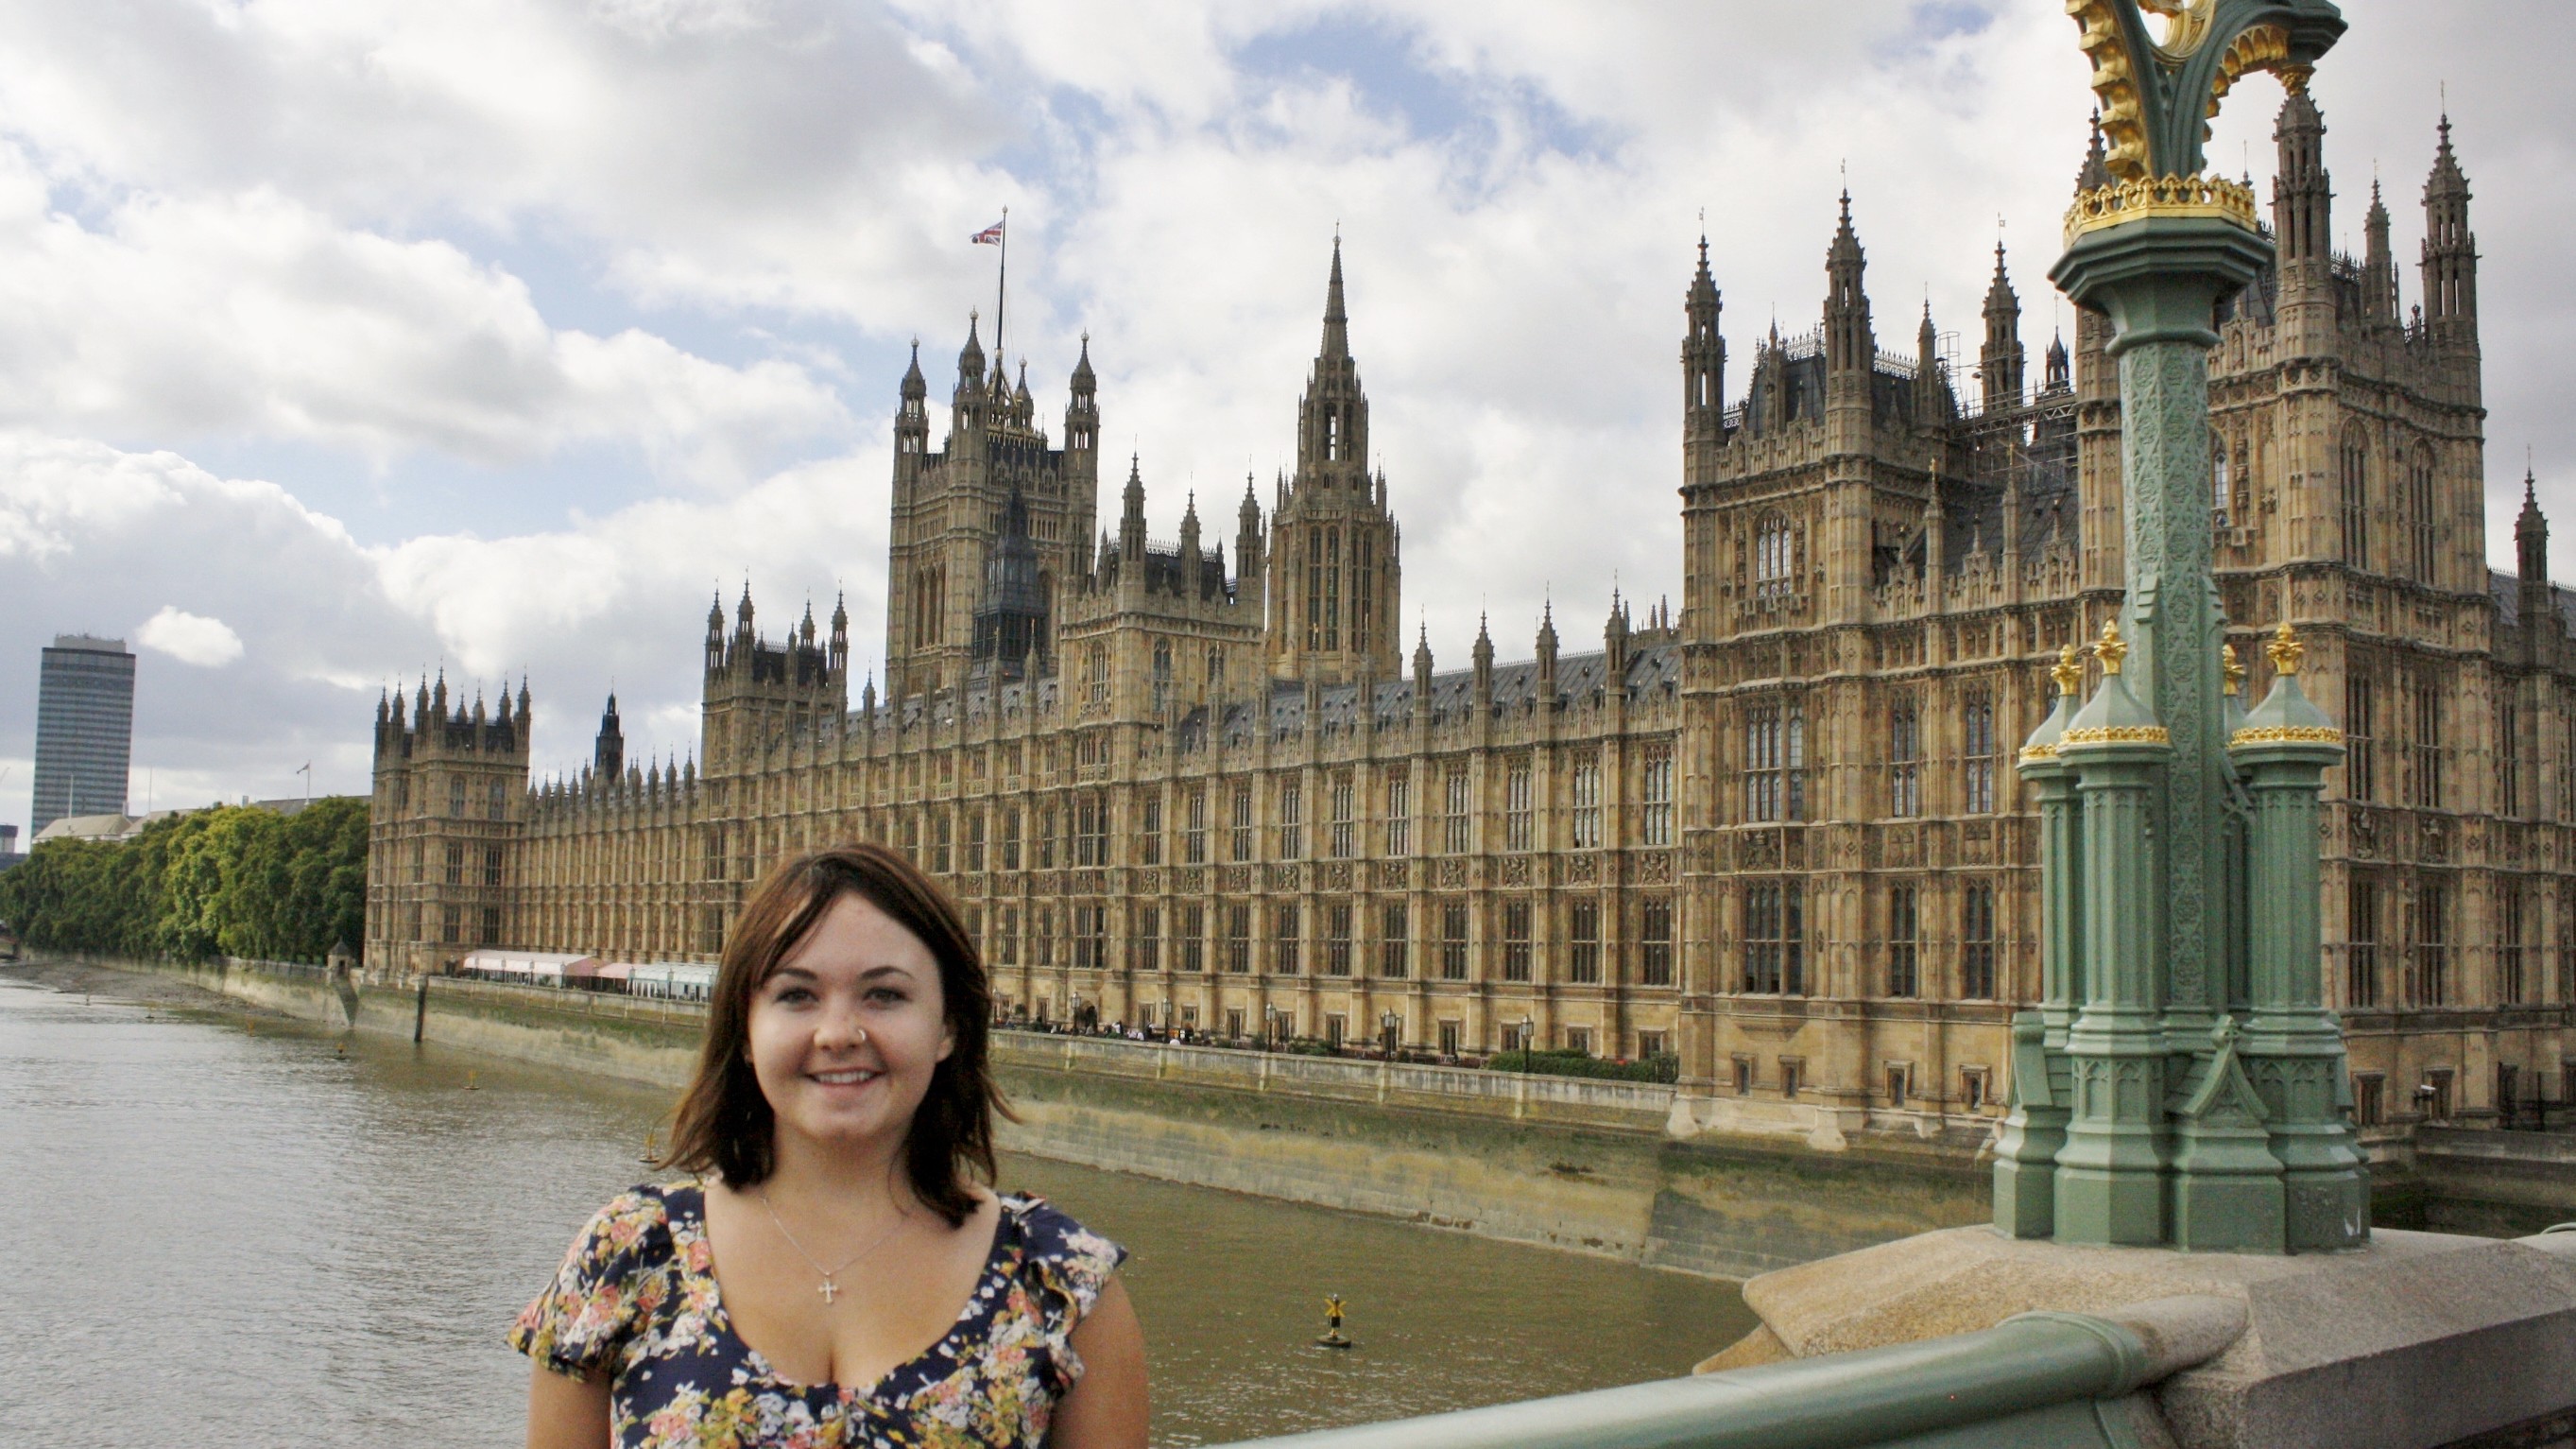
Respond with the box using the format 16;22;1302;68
1203;1296;2247;1449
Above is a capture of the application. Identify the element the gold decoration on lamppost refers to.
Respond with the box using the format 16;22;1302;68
2064;0;2345;184
2266;620;2305;676
2221;642;2245;697
2052;644;2086;697
2064;173;2261;244
2093;619;2130;676
2138;0;2218;61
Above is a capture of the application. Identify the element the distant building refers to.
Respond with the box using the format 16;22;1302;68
26;796;353;849
31;634;134;836
23;788;357;845
32;811;180;846
0;822;20;872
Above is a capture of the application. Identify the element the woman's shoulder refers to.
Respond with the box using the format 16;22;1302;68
997;1192;1126;1286
574;1180;703;1254
510;1181;704;1373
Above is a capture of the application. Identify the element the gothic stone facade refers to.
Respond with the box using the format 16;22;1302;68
367;99;2573;1142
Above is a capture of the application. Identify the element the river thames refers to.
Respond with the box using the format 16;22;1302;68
0;971;1751;1445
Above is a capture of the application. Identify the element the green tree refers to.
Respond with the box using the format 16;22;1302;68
0;799;370;963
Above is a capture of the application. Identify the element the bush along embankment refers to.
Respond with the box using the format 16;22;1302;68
1485;1049;1682;1084
0;799;368;965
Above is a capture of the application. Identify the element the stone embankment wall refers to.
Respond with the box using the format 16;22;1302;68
71;955;2002;1277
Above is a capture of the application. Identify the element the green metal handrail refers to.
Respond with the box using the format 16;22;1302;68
1212;1309;2190;1449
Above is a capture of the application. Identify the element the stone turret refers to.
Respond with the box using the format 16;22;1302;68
1824;192;1871;380
2516;471;2553;664
1235;476;1265;588
1980;243;2025;411
2420;114;2479;360
896;340;929;462
2271;92;2335;351
1683;232;1725;440
1470;612;1494;713
1915;303;1943;428
1066;334;1098;453
2361;181;2398;325
1118;455;1148;572
593;694;624;778
953;314;987;419
1535;602;1559;707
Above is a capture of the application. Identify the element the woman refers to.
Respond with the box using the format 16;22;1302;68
511;844;1149;1448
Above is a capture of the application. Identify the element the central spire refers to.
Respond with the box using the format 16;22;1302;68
1322;233;1349;360
1296;235;1368;481
1271;235;1400;686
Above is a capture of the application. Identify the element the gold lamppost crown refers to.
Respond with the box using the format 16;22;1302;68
2266;620;2305;676
2093;619;2130;676
2068;0;2344;183
2222;642;2245;696
2052;644;2086;697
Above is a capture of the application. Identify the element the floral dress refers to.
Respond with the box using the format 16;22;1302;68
509;1183;1125;1448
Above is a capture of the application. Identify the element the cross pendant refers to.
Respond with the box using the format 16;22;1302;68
818;1277;839;1304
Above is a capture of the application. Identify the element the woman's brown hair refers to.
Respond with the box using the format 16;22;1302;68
662;843;1010;1226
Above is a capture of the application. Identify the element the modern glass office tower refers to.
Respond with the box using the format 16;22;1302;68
31;635;134;835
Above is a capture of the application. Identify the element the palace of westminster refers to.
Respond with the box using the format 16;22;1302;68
367;93;2574;1140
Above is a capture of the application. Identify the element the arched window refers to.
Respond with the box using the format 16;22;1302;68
2339;426;2369;569
1755;513;1795;600
1964;692;1997;814
2408;444;2439;584
1151;641;1173;714
1888;699;1921;818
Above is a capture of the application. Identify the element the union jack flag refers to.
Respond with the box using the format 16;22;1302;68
970;221;1005;245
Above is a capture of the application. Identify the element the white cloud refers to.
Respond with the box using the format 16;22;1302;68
136;607;245;667
372;443;890;701
0;160;851;486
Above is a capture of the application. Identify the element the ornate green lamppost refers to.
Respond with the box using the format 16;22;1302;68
1997;0;2364;1253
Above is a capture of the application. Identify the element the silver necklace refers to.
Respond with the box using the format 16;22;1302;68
759;1188;907;1305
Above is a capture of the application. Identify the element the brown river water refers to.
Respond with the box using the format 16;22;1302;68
0;970;1750;1445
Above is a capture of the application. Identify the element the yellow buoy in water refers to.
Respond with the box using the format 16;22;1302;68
639;1130;659;1164
466;1071;479;1091
1315;1293;1352;1350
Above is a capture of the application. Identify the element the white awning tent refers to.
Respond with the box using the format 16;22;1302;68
456;949;598;985
619;961;719;1001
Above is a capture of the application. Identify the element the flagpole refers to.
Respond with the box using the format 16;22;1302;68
994;206;1008;371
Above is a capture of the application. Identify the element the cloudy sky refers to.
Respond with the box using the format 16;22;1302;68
0;0;2566;834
